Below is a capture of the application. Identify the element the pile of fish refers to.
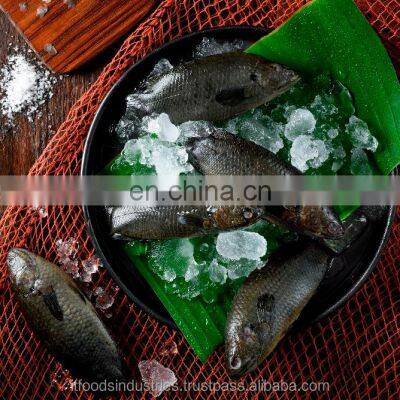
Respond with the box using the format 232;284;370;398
7;50;380;385
108;51;348;377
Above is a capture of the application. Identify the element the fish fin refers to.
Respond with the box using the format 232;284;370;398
256;293;275;325
177;214;205;228
41;286;64;321
215;88;249;106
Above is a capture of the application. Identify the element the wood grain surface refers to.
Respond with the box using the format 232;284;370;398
0;11;106;175
0;0;154;73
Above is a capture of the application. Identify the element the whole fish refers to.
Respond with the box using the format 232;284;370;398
186;128;344;239
7;248;125;384
108;205;264;240
131;52;299;124
225;242;331;377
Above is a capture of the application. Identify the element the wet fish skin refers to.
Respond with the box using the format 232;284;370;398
225;243;331;377
133;52;300;124
108;205;265;240
186;129;343;239
7;248;125;384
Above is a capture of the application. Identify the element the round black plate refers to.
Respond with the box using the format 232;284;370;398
82;27;395;328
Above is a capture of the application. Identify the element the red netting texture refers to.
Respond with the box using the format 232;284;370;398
1;1;400;399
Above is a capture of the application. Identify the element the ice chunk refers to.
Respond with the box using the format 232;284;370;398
95;289;114;310
184;261;200;282
82;256;101;274
142;113;180;142
216;231;267;261
178;120;214;141
193;37;249;58
327;128;339;139
150;58;173;77
56;238;79;261
350;148;372;175
238;117;284;154
123;137;192;176
290;135;330;172
331;145;346;172
310;94;338;116
139;360;177;397
346;116;378;152
208;259;227;284
226;258;265;280
159;339;178;357
284;108;316;140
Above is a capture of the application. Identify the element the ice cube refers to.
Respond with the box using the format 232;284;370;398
62;259;79;278
216;231;267;261
290;135;330;172
327;128;339;139
138;360;177;397
159;339;178;357
238;117;284;154
284;108;316;141
184;261;200;282
150;58;173;77
193;37;249;58
95;290;114;310
226;258;265;280
123;137;192;176
208;259;227;284
82;256;101;274
331;145;346;172
56;238;79;260
350;148;372;175
142;113;180;142
178;120;214;141
346;116;378;152
310;94;338;116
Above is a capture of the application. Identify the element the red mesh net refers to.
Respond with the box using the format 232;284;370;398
1;1;400;399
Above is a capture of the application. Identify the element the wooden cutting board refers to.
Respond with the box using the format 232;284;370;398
0;0;155;73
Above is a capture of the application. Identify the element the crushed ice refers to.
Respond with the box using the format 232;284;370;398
193;37;250;58
139;360;177;397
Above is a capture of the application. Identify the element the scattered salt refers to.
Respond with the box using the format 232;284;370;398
0;53;56;123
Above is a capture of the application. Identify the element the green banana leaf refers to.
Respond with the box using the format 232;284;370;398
110;0;400;362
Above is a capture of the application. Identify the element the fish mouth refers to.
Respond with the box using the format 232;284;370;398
226;353;259;378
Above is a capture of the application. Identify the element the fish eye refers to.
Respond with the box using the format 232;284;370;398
243;208;253;219
250;73;258;82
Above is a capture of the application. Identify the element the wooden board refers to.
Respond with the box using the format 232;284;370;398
0;0;155;73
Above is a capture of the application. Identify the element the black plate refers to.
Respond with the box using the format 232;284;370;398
81;27;395;328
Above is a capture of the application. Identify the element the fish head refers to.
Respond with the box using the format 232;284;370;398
212;206;264;230
279;205;344;239
298;206;344;239
255;62;300;99
7;248;40;295
226;320;268;377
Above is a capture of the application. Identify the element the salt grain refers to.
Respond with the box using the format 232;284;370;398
0;54;56;123
36;5;48;17
44;44;58;55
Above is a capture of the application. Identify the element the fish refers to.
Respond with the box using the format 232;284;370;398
225;242;332;377
7;248;125;384
186;128;344;239
131;52;300;124
108;205;265;240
